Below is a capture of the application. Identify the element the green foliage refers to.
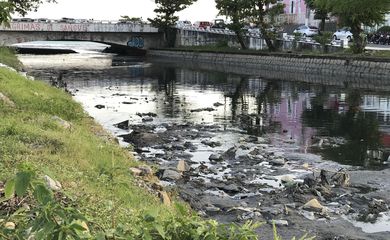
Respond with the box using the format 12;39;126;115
0;0;56;24
1;165;90;240
315;0;390;53
377;26;390;33
148;0;196;28
215;0;249;49
148;0;197;47
313;31;333;53
0;47;22;70
1;167;261;239
304;0;329;31
216;0;285;51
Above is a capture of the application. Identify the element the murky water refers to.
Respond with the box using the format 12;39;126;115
19;46;390;237
25;54;390;169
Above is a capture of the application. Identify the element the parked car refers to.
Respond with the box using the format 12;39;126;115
193;21;212;29
12;18;34;22
333;27;353;41
58;17;76;23
293;25;319;37
176;20;192;28
211;19;226;29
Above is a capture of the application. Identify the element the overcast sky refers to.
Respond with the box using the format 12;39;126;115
24;0;219;22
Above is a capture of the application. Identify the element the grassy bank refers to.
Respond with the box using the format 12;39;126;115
0;54;262;239
0;47;22;70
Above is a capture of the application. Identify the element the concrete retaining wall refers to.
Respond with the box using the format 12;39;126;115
148;49;390;90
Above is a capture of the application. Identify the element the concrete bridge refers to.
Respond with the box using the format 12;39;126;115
0;22;163;49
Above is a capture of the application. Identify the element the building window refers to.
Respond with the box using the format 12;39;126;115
291;0;295;14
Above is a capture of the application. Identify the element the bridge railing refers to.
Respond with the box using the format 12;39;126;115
0;22;159;33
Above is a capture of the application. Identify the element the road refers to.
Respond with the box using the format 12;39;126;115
366;44;390;50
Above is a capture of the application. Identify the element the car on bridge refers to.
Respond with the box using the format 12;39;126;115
58;18;76;23
193;21;213;30
12;18;34;22
176;20;192;28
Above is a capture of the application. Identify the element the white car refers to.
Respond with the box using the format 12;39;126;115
293;25;319;37
333;27;353;41
176;20;192;29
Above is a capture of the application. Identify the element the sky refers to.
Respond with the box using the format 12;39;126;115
23;0;220;22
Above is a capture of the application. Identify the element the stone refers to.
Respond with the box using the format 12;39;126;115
205;206;221;212
0;92;16;107
114;120;129;130
369;199;389;214
138;166;153;176
270;158;286;166
209;153;223;161
4;222;15;230
269;220;289;226
129;167;142;176
201;140;222;148
52;116;72;129
44;175;62;191
177;160;190;172
159;191;171;206
162;169;182;181
280;175;294;183
142;117;154;122
190;107;216;113
303;199;325;212
221;147;237;160
94;104;105;109
119;132;163;147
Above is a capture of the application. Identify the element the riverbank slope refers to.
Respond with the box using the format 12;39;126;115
0;49;259;239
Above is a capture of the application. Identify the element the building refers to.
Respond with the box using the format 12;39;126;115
276;0;319;26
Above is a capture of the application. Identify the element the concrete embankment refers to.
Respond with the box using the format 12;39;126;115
148;49;390;91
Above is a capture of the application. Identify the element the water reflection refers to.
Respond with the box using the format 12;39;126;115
28;60;390;169
303;89;384;168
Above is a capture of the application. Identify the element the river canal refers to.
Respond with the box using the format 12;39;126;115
18;43;390;239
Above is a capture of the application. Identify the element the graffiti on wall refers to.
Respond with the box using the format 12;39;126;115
0;23;158;33
127;36;144;48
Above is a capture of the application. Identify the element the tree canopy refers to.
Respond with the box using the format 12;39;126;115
0;0;56;24
215;0;248;49
216;0;284;51
316;0;390;53
148;0;197;29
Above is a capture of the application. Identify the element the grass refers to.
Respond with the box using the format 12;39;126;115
0;58;265;239
0;47;22;70
0;67;167;228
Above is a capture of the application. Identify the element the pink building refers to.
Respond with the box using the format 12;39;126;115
277;0;318;25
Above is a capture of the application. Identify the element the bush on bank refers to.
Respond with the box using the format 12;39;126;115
0;59;263;238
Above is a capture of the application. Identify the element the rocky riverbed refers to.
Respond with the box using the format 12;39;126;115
23;54;390;239
113;114;389;239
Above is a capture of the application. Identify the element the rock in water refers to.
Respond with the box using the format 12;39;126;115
114;120;129;130
94;104;105;109
177;160;190;172
209;154;223;161
162;169;182;181
303;199;325;212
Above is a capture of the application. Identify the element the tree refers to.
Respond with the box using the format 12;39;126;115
148;0;197;47
316;0;390;53
0;0;56;24
246;0;285;51
215;0;248;49
304;0;329;31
